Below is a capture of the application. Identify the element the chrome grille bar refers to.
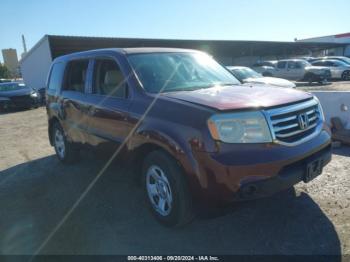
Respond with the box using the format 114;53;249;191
264;98;323;146
275;122;318;138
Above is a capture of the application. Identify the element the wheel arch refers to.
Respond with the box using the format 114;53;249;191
48;116;60;146
127;128;198;186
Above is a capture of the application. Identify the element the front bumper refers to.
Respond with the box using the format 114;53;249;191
0;95;39;109
190;129;331;204
310;71;331;81
234;144;331;200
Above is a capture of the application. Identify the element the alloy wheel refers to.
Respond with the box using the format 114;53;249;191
54;128;65;159
146;165;173;216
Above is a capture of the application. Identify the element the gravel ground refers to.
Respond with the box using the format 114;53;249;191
0;107;349;256
296;80;350;91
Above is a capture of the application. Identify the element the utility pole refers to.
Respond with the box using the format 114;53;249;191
22;34;27;53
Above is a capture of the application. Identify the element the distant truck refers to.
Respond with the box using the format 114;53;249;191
253;59;331;83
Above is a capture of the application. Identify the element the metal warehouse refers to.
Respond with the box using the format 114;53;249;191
20;34;347;89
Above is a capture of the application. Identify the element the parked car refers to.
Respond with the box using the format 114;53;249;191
226;66;296;88
37;87;46;105
272;59;331;83
0;82;41;110
311;59;350;80
313;56;350;65
299;57;317;62
46;48;331;226
251;61;277;76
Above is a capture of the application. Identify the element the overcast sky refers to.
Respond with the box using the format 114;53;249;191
1;0;349;62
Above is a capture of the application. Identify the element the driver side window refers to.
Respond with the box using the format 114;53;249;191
92;59;128;98
277;61;287;69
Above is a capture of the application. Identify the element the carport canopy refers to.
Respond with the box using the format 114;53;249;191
46;35;347;60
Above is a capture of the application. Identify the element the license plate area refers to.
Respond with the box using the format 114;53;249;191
304;158;323;183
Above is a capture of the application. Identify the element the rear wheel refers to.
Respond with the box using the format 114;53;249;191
52;122;79;163
342;71;350;81
142;150;195;227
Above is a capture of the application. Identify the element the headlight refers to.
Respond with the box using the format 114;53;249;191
30;92;38;98
207;111;272;143
313;96;325;121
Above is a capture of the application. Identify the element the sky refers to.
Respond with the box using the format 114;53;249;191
0;0;349;62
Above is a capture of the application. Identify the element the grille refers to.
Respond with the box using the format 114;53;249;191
10;95;32;106
265;99;322;145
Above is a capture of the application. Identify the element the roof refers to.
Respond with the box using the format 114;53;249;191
53;47;202;63
277;59;308;62
122;47;200;54
300;32;350;41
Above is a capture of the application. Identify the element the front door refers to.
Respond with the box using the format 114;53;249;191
85;58;132;147
286;61;304;80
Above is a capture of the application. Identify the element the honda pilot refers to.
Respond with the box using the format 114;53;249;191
46;48;332;226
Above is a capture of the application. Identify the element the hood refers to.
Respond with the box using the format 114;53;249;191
244;77;296;88
305;66;329;71
0;88;33;97
162;85;312;111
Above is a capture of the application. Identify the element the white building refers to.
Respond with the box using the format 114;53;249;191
299;32;350;57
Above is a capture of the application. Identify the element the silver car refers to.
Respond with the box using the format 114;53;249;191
272;59;331;83
311;59;350;80
227;66;296;88
251;61;277;76
320;56;350;65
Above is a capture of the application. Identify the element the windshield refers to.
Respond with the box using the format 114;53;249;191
339;57;350;64
299;60;311;67
0;83;27;92
128;52;240;93
228;67;262;81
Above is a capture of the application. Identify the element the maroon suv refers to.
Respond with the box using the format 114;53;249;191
46;48;332;226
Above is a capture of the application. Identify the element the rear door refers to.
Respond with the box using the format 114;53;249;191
274;61;288;78
60;59;92;144
84;57;132;146
46;62;66;109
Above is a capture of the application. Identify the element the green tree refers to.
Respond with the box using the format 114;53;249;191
0;63;10;78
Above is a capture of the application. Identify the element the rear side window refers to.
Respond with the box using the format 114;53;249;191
92;59;127;98
277;61;287;69
48;62;65;91
64;60;89;92
313;61;324;66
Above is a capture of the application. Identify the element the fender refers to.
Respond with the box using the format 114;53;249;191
128;123;203;184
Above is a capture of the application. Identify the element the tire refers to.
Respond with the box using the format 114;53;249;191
342;71;350;81
52;122;80;164
142;150;195;227
304;73;314;85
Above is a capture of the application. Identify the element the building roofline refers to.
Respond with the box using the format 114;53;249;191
299;32;350;41
45;34;347;46
20;35;50;64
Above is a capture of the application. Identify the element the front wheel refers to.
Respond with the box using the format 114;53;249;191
304;73;315;85
142;150;195;227
52;122;80;163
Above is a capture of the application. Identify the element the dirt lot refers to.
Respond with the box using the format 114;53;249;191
296;80;350;91
0;107;349;256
